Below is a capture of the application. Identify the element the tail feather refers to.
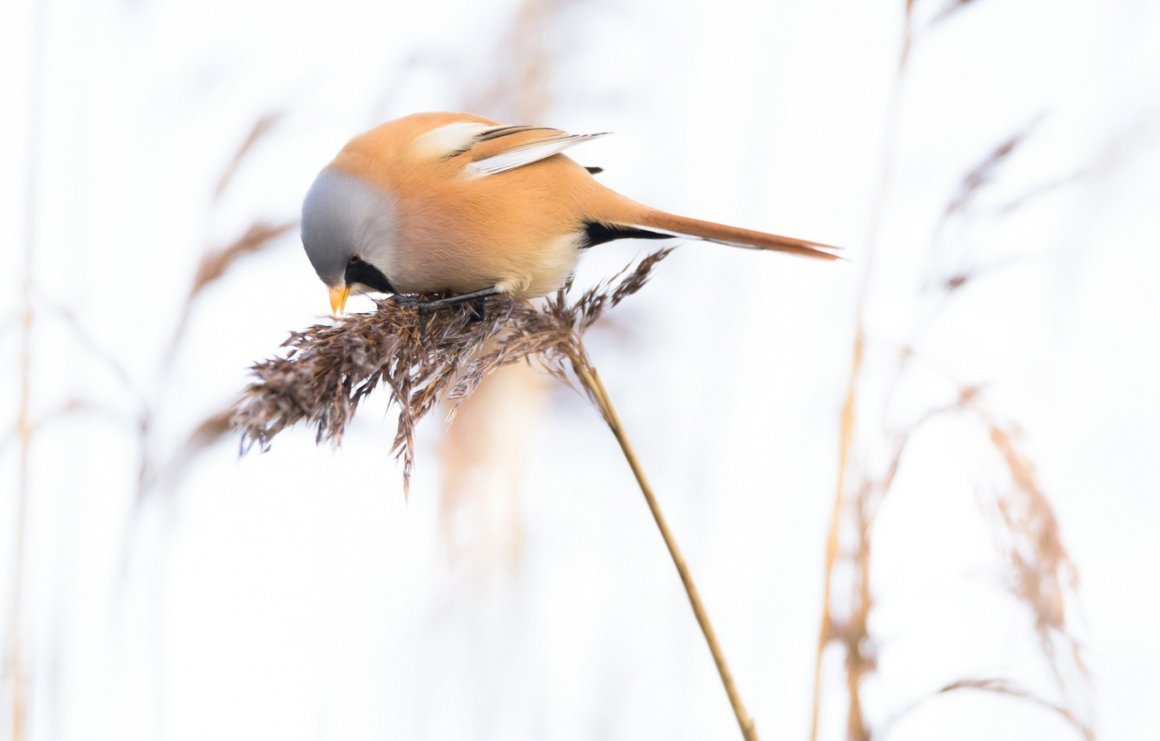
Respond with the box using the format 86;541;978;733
628;209;841;261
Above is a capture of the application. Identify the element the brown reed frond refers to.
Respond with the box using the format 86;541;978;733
930;0;982;26
144;408;237;493
181;409;236;463
943;114;1045;223
38;292;142;407
992;169;1087;218
937;678;1094;741
814;100;1081;741
883;676;1094;740
979;416;1087;687
190;220;297;300
232;247;675;493
212;112;282;201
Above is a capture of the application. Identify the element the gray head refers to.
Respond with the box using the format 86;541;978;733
301;168;399;308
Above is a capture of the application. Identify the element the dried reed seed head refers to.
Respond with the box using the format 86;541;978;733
231;247;675;492
982;420;1086;688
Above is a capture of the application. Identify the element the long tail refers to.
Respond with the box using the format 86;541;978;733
626;207;841;261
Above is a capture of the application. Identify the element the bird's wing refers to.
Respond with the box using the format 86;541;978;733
465;130;609;177
415;121;608;177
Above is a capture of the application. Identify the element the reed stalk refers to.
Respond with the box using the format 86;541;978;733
7;1;48;737
570;356;758;741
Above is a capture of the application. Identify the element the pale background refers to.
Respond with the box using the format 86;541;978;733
2;1;1158;740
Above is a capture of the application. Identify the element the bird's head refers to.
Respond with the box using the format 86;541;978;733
301;168;399;313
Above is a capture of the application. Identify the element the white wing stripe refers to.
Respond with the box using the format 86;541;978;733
467;132;609;177
416;122;503;158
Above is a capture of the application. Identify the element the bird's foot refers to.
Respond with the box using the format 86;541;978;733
390;287;504;315
467;297;487;322
389;293;427;311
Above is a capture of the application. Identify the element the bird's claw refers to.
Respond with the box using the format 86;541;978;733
390;293;429;311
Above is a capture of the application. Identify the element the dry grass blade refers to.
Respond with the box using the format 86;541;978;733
144;408;237;493
822;388;979;741
181;409;235;460
930;0;982;26
156;219;297;382
232;248;674;493
0;424;16;461
37;292;143;407
943;115;1045;223
190;220;297;299
212;112;282;201
0;310;15;346
26;399;117;437
937;678;1094;740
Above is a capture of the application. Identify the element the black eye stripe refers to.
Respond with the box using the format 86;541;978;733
344;259;395;294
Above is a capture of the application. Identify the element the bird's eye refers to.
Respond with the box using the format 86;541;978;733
348;255;361;265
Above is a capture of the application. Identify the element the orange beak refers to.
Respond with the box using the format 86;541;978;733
329;284;351;314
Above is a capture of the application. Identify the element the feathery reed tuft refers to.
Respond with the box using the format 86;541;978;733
232;248;674;491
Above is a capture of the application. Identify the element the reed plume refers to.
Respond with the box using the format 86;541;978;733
233;248;673;491
232;246;761;739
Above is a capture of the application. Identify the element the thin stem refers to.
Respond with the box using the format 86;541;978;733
570;355;759;741
808;5;914;740
8;2;48;739
9;320;32;741
808;332;863;741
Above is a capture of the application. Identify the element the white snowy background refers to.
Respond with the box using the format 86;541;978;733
2;0;1158;740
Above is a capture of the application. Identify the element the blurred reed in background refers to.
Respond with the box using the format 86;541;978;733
809;2;1089;740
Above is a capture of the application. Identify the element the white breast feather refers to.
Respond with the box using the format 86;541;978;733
502;232;583;298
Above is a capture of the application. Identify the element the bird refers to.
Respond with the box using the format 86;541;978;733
301;112;839;314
